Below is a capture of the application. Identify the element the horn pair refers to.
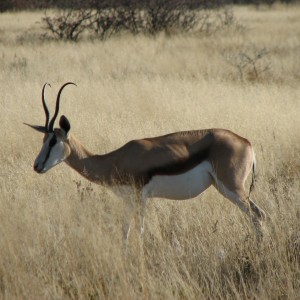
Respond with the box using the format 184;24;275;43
25;82;76;133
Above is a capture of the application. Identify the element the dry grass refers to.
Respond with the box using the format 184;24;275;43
0;5;300;299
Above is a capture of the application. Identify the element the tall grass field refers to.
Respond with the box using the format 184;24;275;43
0;4;299;299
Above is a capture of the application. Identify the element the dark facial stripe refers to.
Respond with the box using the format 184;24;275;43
49;135;57;147
42;135;57;167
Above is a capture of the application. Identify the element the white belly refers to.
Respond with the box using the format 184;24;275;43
143;161;213;200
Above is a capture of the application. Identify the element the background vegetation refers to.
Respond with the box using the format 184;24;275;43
0;3;299;299
1;0;299;12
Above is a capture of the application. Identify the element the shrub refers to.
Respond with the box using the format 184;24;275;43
41;1;236;41
42;9;95;41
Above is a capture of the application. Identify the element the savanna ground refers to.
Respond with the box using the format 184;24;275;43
0;4;300;299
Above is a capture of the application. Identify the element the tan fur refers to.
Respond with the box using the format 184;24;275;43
62;128;266;236
64;129;251;190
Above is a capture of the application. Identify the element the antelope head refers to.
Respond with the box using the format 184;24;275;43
25;82;76;173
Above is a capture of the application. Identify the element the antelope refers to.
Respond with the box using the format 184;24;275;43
25;82;266;240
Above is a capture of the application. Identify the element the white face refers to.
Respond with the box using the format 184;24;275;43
34;132;66;173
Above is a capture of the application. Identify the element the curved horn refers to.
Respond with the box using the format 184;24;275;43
48;82;76;132
42;83;51;130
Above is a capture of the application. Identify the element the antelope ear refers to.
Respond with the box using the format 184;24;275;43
24;123;48;133
59;115;71;137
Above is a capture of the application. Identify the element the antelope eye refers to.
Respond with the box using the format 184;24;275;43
49;136;57;147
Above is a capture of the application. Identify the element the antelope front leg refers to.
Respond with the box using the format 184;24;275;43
122;198;135;241
140;194;147;236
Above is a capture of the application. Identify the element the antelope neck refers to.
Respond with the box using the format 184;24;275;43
65;134;116;185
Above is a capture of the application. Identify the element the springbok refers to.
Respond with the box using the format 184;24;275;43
25;82;266;240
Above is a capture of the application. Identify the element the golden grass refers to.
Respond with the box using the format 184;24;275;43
0;5;299;299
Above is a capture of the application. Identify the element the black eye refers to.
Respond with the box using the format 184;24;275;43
49;136;57;147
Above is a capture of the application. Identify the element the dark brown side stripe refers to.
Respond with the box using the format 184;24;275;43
148;147;210;178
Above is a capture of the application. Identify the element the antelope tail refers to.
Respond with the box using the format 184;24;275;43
249;151;256;198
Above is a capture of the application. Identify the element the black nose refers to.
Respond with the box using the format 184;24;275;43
34;164;39;172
